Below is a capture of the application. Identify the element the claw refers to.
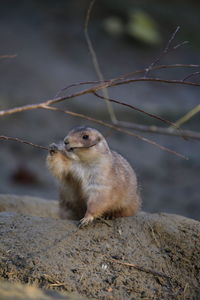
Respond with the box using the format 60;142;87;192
78;215;94;229
49;143;59;155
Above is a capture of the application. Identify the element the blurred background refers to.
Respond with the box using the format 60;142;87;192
0;0;199;220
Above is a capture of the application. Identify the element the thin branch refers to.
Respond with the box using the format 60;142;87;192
0;67;199;158
94;91;178;129
113;64;200;82
2;76;199;119
117;121;200;140
0;103;44;116
0;77;199;115
183;71;200;82
173;40;188;50
144;26;188;77
55;80;108;98
172;104;200;128
109;77;200;89
85;0;117;124
0;135;48;151
41;104;187;159
44;77;200;108
55;64;200;98
164;26;181;53
109;258;170;279
145;26;180;77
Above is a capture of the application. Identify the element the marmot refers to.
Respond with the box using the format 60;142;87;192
47;126;141;227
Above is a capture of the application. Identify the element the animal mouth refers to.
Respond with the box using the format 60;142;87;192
65;142;98;152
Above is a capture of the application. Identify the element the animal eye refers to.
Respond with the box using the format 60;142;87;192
82;135;89;140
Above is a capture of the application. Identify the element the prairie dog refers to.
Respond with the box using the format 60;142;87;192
47;126;141;227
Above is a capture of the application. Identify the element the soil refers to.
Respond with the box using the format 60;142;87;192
0;195;200;300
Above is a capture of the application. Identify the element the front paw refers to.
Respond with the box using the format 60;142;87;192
78;215;94;229
49;143;59;155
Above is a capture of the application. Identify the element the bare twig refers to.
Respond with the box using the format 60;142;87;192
145;27;188;77
1;76;199;118
183;71;200;82
0;61;199;158
114;64;200;82
0;135;48;151
94;91;178;128
42;104;187;159
164;26;181;53
110;77;200;89
55;80;108;98
85;0;117;124
172;104;200;128
109;258;170;279
117;121;200;140
173;40;188;50
55;64;200;97
0;72;199;148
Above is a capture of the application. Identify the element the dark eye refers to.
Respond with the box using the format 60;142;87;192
82;135;89;140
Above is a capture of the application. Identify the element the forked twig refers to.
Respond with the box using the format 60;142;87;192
55;64;200;97
144;26;188;77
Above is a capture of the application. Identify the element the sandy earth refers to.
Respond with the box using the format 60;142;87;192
0;195;200;300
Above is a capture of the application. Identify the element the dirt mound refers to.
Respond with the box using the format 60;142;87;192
0;195;199;299
0;194;58;218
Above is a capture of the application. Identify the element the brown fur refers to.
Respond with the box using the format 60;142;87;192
47;126;141;227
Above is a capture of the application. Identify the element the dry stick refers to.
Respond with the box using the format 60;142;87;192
39;77;200;109
54;80;109;98
0;77;199;114
55;64;200;98
94;91;177;128
58;84;180;129
108;77;200;90
144;26;188;77
44;76;200;108
117;121;200;140
172;104;200;128
112;63;200;82
41;104;187;159
0;77;199;142
164;26;181;52
109;258;170;279
94;92;191;141
84;0;117;124
0;135;48;151
183;71;200;82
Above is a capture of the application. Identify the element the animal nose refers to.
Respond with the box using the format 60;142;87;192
64;138;69;145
